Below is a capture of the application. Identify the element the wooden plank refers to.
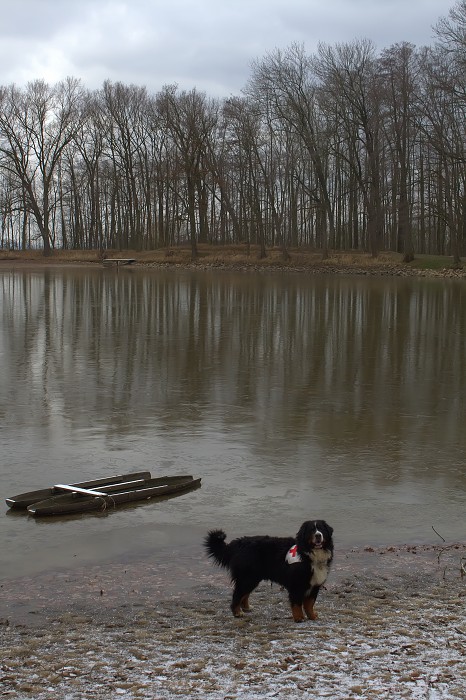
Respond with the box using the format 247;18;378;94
53;484;107;496
50;471;152;492
98;478;146;493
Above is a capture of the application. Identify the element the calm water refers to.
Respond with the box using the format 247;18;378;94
1;266;465;579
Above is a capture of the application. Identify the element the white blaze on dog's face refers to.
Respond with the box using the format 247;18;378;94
311;524;324;549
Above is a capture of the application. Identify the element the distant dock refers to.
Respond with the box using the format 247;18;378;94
102;258;136;267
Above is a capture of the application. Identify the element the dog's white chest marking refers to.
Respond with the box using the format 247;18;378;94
286;546;331;587
310;549;331;587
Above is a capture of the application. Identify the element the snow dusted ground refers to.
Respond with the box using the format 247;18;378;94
1;543;466;699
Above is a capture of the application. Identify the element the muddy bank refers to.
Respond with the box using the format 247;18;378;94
1;541;464;625
1;249;465;280
1;543;466;699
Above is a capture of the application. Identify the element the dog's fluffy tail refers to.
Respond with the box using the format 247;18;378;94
204;529;231;568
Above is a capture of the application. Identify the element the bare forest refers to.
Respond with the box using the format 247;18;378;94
0;2;464;262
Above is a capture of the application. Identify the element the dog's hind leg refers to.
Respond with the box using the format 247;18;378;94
240;593;251;612
231;578;259;617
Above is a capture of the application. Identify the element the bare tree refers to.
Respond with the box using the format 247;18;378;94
100;81;153;250
0;78;87;254
418;47;465;264
379;43;421;262
70;92;105;249
248;44;335;259
314;40;384;257
227;96;275;258
435;0;466;64
156;86;218;260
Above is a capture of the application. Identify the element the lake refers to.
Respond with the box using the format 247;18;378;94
1;266;465;579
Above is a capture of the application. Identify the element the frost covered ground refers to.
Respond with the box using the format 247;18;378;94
1;543;466;699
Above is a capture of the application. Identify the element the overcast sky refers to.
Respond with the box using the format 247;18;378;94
0;0;452;97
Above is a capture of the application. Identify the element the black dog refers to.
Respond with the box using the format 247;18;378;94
204;520;333;622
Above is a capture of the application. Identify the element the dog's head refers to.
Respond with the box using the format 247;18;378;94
296;520;333;554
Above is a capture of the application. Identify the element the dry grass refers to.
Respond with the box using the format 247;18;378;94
0;245;462;275
0;245;403;267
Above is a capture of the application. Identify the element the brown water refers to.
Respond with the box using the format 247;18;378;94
1;267;465;579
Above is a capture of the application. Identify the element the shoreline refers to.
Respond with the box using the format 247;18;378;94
1;540;464;626
1;248;465;279
1;541;466;698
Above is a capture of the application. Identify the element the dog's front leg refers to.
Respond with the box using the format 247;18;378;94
290;603;305;622
303;586;320;620
303;597;317;620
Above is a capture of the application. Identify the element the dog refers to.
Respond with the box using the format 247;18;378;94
204;520;333;622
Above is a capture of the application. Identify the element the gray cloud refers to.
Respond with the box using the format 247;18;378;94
0;0;449;96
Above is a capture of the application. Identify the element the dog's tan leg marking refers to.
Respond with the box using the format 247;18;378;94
303;598;318;620
232;604;243;617
291;604;305;623
240;594;251;612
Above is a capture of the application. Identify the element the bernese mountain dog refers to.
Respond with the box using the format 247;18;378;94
204;520;333;622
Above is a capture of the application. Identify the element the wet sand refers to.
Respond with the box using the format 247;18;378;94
1;542;466;698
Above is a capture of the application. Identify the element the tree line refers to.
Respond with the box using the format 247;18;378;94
0;1;464;261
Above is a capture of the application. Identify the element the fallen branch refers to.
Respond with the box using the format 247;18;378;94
432;525;446;542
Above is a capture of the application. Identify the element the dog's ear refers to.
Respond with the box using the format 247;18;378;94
323;521;334;538
296;521;313;550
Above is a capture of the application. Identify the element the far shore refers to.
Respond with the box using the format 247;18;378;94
0;246;465;279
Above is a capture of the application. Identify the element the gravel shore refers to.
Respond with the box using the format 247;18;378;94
1;542;466;699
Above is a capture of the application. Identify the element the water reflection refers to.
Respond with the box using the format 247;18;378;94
2;269;465;448
1;267;466;574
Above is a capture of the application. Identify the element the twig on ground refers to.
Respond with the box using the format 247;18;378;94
432;525;446;542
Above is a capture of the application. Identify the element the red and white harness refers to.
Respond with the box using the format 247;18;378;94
285;544;302;564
